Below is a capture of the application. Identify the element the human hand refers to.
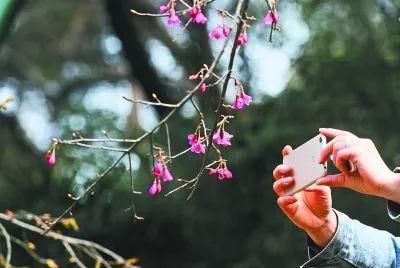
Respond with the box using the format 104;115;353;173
317;128;400;202
273;145;337;247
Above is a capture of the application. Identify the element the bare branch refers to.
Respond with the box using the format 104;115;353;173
0;222;11;268
62;241;87;268
122;96;179;108
0;212;136;266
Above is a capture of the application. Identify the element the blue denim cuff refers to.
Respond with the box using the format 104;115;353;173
301;210;355;267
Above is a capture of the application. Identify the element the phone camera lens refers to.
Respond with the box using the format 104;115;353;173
319;137;322;143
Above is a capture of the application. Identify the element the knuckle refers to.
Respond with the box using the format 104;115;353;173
362;138;374;146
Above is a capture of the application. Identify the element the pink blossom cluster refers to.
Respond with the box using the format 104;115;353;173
188;6;207;24
209;24;231;40
188;116;234;178
185;67;252;183
159;1;207;26
188;133;206;154
208;158;233;180
148;157;174;196
233;80;252;110
159;1;280;47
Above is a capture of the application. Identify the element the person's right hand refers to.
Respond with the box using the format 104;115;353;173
273;145;337;247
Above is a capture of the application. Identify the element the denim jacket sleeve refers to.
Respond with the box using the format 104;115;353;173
301;210;400;267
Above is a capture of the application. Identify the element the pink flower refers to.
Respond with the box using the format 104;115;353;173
153;161;164;177
233;92;252;110
188;133;206;154
213;129;233;147
194;10;207;24
162;166;173;182
160;5;169;14
188;7;207;24
263;10;279;25
237;32;248;46
188;7;198;18
167;10;182;25
189;74;197;80
45;151;56;167
209;168;218;175
188;133;198;146
191;142;206;154
200;83;207;93
157;180;162;193
233;94;245;110
149;181;158;195
223;168;233;179
209;25;231;40
241;92;252;105
209;167;233;180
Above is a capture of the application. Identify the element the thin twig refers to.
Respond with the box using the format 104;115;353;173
164;123;172;167
127;153;144;221
122;96;179;108
0;222;11;268
57;137;139;144
62;241;87;268
58;141;128;153
130;8;188;17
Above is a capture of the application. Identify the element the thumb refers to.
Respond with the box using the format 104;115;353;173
316;173;346;188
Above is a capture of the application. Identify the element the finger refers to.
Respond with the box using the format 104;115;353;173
332;141;347;167
319;128;356;139
336;147;359;175
273;164;293;180
273;177;294;196
316;174;346;188
282;145;293;157
277;196;298;218
319;136;346;163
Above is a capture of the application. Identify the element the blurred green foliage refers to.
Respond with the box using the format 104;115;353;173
0;0;400;267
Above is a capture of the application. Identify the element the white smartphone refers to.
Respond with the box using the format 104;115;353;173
283;134;327;196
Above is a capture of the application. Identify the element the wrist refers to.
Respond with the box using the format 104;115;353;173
306;210;338;248
381;171;400;203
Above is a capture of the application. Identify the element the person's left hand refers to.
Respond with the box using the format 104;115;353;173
317;128;399;201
